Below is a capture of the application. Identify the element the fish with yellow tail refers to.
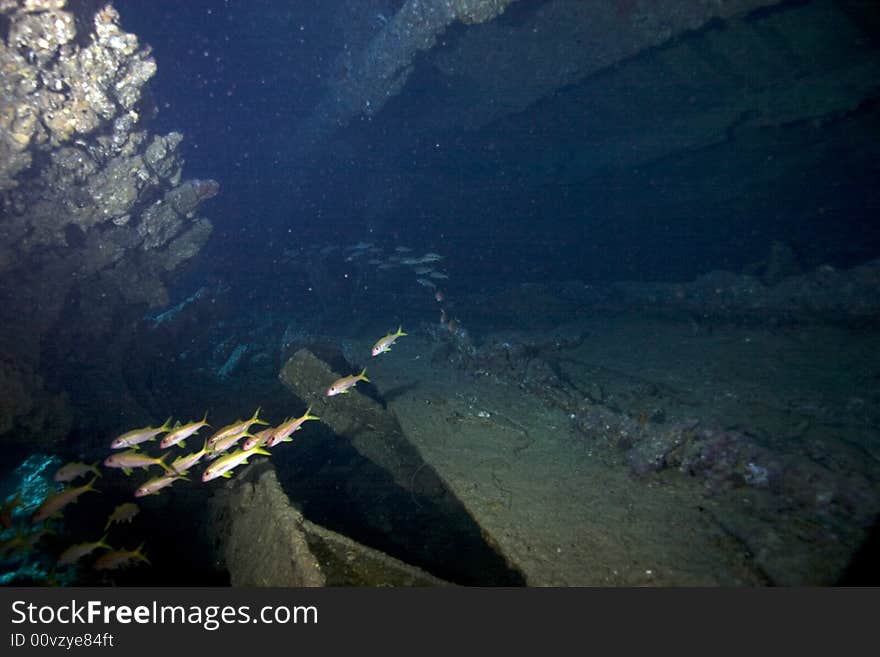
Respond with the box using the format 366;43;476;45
371;326;407;357
159;411;210;449
93;543;150;571
54;461;101;482
265;407;320;448
242;427;275;451
134;472;187;498
104;503;139;531
206;408;268;449
110;417;173;450
327;368;369;396
58;534;112;566
31;476;99;524
208;430;255;455
201;447;271;482
169;438;211;475
103;450;174;476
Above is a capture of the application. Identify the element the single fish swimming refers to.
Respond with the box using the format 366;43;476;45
327;369;369;396
169;438;211;474
93;543;150;571
110;417;173;450
32;476;99;524
159;411;209;449
58;535;112;566
54;461;101;482
104;502;139;531
206;408;268;449
371;326;407;357
265;407;320;447
103;450;174;476
202;447;271;482
134;472;187;498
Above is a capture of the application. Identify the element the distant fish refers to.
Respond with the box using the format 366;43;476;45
58;535;111;566
93;543;150;571
327;369;369;396
104;503;140;531
429;271;449;279
378;263;397;270
434;289;445;303
347;242;374;251
413;266;434;275
110;418;173;450
372;326;407;357
32;476;99;524
394;246;412;253
159;412;209;450
416;278;437;288
403;255;443;264
54;461;101;483
367;259;383;265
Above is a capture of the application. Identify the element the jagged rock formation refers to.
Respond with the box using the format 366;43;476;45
0;1;216;445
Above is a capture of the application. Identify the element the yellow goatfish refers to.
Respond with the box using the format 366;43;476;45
169;438;211;475
206;408;268;449
134;473;186;498
31;476;99;524
265;407;320;447
103;450;174;476
54;461;101;482
104;503;139;531
93;543;150;570
327;369;369;396
209;430;256;455
242;427;276;451
159;411;209;449
372;326;407;356
110;417;173;450
58;534;112;566
202;447;271;482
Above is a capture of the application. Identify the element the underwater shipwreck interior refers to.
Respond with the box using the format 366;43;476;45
1;0;879;586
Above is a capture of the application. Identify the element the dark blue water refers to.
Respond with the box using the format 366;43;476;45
3;0;880;586
113;0;880;292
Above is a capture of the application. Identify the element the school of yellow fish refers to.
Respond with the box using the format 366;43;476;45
25;327;409;575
